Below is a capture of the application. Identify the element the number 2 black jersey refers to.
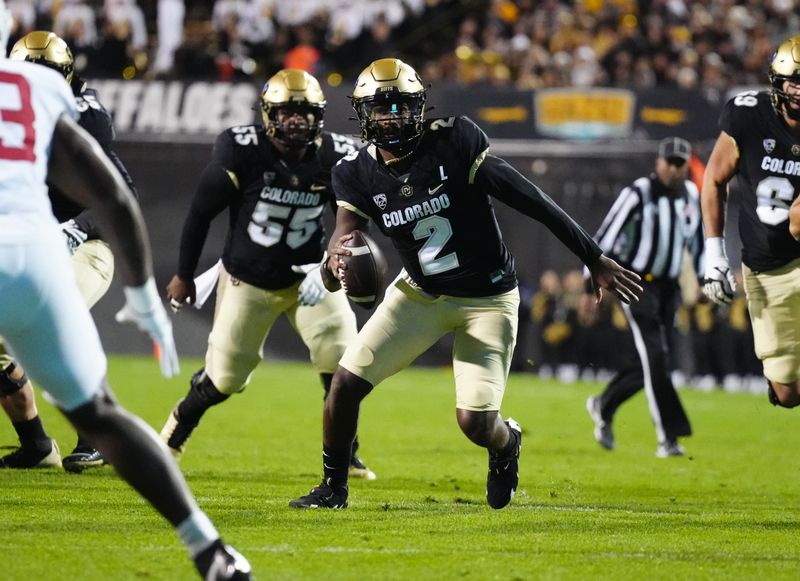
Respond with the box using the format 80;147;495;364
333;116;516;297
48;83;136;238
178;126;356;290
720;90;800;272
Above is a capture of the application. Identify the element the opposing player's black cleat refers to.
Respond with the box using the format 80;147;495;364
193;539;252;581
486;418;521;509
0;439;61;469
289;479;348;509
62;445;105;473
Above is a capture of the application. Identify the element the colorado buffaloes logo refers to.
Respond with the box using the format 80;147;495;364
401;185;413;197
763;139;775;153
263;171;276;186
373;194;387;210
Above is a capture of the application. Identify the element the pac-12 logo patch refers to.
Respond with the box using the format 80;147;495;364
373;193;387;210
763;139;775;153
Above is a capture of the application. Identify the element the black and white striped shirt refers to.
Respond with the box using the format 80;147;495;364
594;174;704;281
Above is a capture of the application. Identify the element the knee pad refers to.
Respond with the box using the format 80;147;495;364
0;363;28;396
767;383;800;408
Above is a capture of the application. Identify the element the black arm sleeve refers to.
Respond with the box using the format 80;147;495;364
71;147;137;238
476;154;602;266
176;162;238;280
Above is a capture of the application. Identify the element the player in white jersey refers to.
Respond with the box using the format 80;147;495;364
0;3;250;579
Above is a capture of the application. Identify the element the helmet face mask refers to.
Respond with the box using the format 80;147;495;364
261;69;325;149
354;93;425;151
265;103;324;148
351;58;426;155
770;35;800;120
9;31;74;84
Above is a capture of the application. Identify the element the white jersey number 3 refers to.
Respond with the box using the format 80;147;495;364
0;72;37;162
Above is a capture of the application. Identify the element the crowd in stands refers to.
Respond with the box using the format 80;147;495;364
519;268;765;393
8;1;799;96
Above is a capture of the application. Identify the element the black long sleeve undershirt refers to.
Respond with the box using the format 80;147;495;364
177;162;238;280
475;154;602;267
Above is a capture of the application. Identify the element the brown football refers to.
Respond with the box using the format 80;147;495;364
340;230;388;309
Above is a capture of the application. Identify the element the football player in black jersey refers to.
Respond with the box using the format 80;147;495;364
703;35;800;410
0;31;137;473
161;69;376;479
289;58;642;510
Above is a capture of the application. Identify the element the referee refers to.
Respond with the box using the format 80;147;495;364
585;137;705;457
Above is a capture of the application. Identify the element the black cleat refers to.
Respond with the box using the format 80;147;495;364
194;539;251;581
486;418;521;509
0;439;61;469
62;445;105;473
289;480;348;509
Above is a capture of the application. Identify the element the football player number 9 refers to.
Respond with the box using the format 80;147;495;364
755;176;795;226
0;72;37;162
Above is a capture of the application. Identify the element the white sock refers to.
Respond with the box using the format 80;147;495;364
176;510;219;557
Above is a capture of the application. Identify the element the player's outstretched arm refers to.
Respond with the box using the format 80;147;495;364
587;255;643;305
476;154;602;267
168;162;236;309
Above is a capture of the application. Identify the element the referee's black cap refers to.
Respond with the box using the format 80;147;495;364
658;136;691;162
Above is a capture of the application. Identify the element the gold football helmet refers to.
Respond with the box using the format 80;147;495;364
351;58;426;154
261;69;325;147
9;31;74;84
769;35;800;116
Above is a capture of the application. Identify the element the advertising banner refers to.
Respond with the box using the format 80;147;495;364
91;80;723;142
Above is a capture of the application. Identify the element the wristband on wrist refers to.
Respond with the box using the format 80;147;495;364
705;237;727;260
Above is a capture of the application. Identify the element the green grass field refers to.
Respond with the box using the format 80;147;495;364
2;355;799;580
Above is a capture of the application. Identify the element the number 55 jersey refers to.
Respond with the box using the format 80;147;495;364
178;127;357;290
720;90;800;272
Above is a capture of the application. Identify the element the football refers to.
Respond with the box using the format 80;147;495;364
340;230;388;309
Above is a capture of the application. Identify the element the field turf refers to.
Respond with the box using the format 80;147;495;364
2;356;798;580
